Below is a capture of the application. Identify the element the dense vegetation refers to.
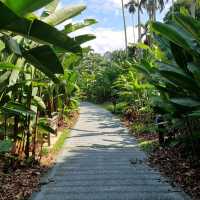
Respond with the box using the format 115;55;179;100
78;2;200;197
79;0;200;153
0;0;96;168
1;0;200;199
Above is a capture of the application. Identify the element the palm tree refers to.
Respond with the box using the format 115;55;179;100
125;0;138;43
121;0;128;52
139;0;167;21
125;0;142;42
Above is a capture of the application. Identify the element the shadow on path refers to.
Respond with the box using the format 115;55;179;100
32;102;190;200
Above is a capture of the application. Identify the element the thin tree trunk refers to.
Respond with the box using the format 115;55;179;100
132;13;136;43
25;83;33;159
131;13;135;44
137;0;141;42
190;0;196;18
32;86;41;159
14;116;19;142
153;1;156;21
4;117;7;139
172;0;175;20
32;110;39;159
121;0;128;52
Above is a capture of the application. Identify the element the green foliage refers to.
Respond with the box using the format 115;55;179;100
150;14;200;117
50;129;69;154
164;0;200;22
41;129;69;156
1;0;54;16
0;0;96;162
138;140;158;153
100;102;127;115
131;122;156;135
128;13;200;149
77;52;123;102
0;139;12;153
43;4;86;26
2;102;36;116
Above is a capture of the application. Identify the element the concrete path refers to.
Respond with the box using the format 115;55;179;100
33;102;190;200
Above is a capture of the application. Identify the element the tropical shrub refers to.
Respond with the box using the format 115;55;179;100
134;13;200;149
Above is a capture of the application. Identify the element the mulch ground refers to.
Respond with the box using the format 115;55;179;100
122;117;200;200
0;165;46;200
134;129;200;200
149;146;200;200
0;111;79;200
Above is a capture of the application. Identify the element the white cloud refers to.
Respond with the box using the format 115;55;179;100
106;0;129;8
86;0;129;12
70;26;139;54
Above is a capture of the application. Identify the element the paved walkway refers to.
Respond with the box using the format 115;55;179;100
33;102;190;200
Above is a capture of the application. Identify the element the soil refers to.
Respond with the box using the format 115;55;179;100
149;146;200;200
124;118;200;200
0;111;79;200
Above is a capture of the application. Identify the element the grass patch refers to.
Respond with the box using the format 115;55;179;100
42;129;69;156
138;140;158;153
41;147;49;156
100;102;127;115
100;102;113;112
131;122;157;135
50;130;69;154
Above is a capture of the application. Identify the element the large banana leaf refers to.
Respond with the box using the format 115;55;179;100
170;42;192;72
158;62;199;93
188;110;200;118
38;119;55;133
22;45;63;83
43;4;86;26
187;62;200;88
6;37;21;55
32;96;46;110
0;71;10;84
159;70;198;93
63;19;97;34
151;21;197;53
174;14;200;43
74;34;96;45
0;2;81;53
170;98;200;108
1;102;36;116
1;0;54;16
45;0;59;14
9;58;24;86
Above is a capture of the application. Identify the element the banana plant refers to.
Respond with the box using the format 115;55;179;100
0;0;96;162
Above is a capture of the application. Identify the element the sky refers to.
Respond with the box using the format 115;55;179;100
60;0;172;54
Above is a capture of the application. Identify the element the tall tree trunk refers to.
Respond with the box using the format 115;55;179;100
121;0;128;52
172;0;175;20
153;0;156;21
25;84;33;159
190;0;196;18
14;116;19;142
132;13;136;43
137;0;141;42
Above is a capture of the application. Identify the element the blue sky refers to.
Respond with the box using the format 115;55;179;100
60;0;172;54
